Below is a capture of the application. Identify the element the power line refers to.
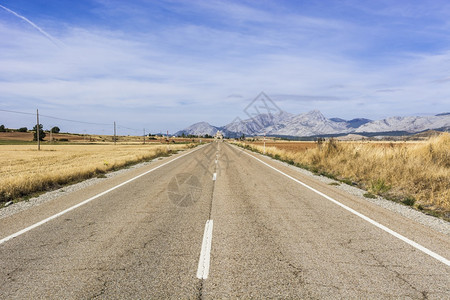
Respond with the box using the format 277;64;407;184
1;108;154;134
0;109;35;116
117;125;141;132
39;114;111;126
0;108;110;126
117;125;155;134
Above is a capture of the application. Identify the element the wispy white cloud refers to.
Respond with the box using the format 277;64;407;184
0;4;61;46
1;0;450;132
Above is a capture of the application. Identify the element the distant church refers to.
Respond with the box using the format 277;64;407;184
214;130;223;139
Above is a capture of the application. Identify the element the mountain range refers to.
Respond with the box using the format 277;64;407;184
175;110;450;138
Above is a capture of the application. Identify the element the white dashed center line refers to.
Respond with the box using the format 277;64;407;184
197;220;214;279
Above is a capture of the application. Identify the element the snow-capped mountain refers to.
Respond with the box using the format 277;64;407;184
355;114;450;133
223;111;294;135
175;111;450;137
330;118;372;128
266;110;350;136
175;122;220;136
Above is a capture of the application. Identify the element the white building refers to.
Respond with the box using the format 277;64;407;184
214;130;223;139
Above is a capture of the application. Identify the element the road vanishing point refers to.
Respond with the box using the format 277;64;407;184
0;142;449;298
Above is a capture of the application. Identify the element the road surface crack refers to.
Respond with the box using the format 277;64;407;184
90;278;107;299
369;251;428;299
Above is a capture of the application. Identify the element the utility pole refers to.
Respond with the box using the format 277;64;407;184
143;128;146;144
36;109;40;151
167;130;170;151
114;121;116;145
264;131;266;154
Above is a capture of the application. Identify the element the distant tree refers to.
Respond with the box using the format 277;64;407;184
204;134;212;138
181;133;186;138
18;127;28;132
50;126;60;133
240;133;245;140
33;124;46;141
316;137;325;150
0;125;5;132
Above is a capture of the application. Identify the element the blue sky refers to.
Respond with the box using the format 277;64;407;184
1;0;450;134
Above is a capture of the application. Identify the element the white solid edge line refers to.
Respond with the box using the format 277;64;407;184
235;145;450;267
197;220;214;279
0;144;208;246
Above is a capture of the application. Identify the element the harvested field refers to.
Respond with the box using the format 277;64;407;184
0;132;207;144
0;143;193;204
0;132;34;141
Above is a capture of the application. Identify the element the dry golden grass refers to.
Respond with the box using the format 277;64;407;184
250;141;317;152
237;133;450;214
0;144;192;203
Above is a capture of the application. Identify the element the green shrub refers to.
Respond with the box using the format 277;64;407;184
370;179;391;195
402;196;416;206
363;192;376;199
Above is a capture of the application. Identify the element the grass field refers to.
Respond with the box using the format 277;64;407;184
249;141;317;152
249;140;421;152
0;143;194;205
237;133;450;218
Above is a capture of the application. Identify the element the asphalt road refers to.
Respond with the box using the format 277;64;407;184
0;141;449;299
